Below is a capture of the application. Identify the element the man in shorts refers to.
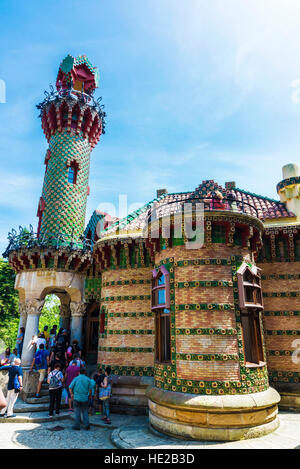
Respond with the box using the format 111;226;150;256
30;343;49;398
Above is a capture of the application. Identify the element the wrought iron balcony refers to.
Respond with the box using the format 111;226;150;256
2;225;92;258
36;84;106;133
146;196;260;224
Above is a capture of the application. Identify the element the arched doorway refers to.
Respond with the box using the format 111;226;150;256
84;301;99;364
39;294;61;337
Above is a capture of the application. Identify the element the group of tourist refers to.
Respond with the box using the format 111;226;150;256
29;325;84;398
0;323;113;429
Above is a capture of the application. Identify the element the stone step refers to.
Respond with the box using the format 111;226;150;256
0;410;70;424
24;395;51;404
15;402;51;413
14;399;68;413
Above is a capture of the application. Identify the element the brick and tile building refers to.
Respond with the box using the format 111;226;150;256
3;55;300;440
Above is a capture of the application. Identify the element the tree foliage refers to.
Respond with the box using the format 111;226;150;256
0;259;19;350
0;258;61;350
0;258;19;321
39;295;60;332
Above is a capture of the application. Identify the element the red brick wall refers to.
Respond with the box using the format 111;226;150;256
98;267;154;369
258;260;300;385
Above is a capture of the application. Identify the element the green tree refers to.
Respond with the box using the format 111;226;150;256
0;258;19;350
0;258;19;321
39;295;60;332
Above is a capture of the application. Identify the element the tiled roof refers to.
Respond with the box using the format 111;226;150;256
94;180;295;241
232;188;293;220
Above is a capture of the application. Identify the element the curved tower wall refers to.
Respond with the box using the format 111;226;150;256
146;212;280;441
40;129;91;240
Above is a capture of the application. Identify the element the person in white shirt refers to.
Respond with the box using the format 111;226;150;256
31;333;46;350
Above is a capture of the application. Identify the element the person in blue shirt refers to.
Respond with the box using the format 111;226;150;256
69;368;93;430
16;327;25;358
0;358;23;418
30;343;49;398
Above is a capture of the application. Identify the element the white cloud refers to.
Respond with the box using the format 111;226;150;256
0;171;40;209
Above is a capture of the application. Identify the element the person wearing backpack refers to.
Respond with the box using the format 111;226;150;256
0;358;23;418
30;343;49;398
47;363;64;417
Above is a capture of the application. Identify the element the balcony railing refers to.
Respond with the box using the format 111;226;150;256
36;84;106;132
147;197;260;224
2;226;92;258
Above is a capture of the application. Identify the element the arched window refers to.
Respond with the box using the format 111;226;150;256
237;262;264;366
68;161;78;184
152;266;171;363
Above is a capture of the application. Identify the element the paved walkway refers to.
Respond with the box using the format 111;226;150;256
0;411;299;449
1;420;115;449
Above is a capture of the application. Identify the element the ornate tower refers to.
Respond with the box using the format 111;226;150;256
4;55;105;382
37;54;105;242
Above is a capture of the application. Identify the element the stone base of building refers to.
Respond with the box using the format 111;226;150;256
273;384;300;411
0;370;8;398
109;376;154;415
0;369;40;403
147;387;281;441
278;393;300;411
20;370;40;400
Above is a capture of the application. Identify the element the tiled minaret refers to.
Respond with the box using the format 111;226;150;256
37;55;105;242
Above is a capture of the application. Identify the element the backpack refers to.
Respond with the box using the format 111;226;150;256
14;373;20;391
35;350;44;366
49;370;61;389
57;335;65;344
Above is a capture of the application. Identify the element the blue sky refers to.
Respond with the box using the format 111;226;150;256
1;0;300;253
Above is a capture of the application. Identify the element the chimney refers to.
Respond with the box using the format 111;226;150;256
282;163;300;180
225;181;236;190
157;188;168;198
277;164;300;222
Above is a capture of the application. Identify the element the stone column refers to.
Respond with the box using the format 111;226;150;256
70;302;86;347
21;299;44;368
59;303;71;330
18;303;27;330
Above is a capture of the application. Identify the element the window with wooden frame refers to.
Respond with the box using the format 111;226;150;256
152;265;171;363
237;262;265;367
